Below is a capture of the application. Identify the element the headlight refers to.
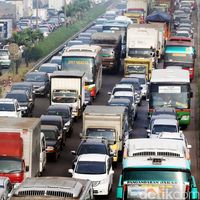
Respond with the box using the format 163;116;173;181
20;106;28;110
38;86;45;90
181;115;189;120
64;121;71;127
72;106;78;111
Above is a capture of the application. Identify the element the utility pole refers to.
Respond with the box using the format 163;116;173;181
36;0;39;29
64;0;67;27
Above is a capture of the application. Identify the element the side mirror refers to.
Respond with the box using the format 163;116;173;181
25;166;29;172
110;151;114;157
146;129;151;133
107;92;112;95
79;133;83;138
17;107;22;112
110;170;114;175
29;98;33;102
35;69;38;72
147;133;150;138
156;50;159;57
187;144;192;149
58;65;61;70
71;150;76;155
68;169;73;174
190;91;193;98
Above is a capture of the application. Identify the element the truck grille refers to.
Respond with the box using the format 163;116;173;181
157;152;181;157
18;191;45;196
132;152;181;157
47;190;73;197
132;152;156;156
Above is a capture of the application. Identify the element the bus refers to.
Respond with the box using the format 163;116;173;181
116;138;198;200
148;69;193;127
164;38;196;80
61;45;102;98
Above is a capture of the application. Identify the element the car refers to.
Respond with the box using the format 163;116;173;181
108;98;134;127
71;138;113;168
24;72;50;96
68;154;114;196
0;98;22;118
108;83;135;101
175;30;191;38
38;27;50;37
46;104;73;137
41;125;62;161
147;118;180;138
50;56;62;68
119;77;142;106
5;90;33;117
94;17;108;25
0;49;11;69
40;115;65;147
10;82;35;108
111;91;137;120
38;63;60;77
89;24;103;32
0;177;13;200
84;90;92;106
150;107;177;120
176;27;193;38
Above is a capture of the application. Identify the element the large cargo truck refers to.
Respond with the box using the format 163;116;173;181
81;105;128;162
0;118;43;184
50;71;85;119
91;32;121;72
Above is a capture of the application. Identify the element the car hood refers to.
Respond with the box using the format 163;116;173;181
0;112;18;117
73;173;107;182
19;102;29;107
28;82;45;87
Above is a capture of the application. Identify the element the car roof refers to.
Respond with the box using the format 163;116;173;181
109;98;131;104
41;125;59;131
158;132;185;140
6;90;28;95
81;138;108;145
152;118;178;126
121;77;139;82
78;154;108;162
41;115;63;121
51;56;61;60
12;82;33;87
40;63;59;67
47;104;71;111
26;71;47;76
113;91;133;96
114;84;133;89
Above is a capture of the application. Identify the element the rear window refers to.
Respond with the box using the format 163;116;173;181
41;120;62;130
77;144;107;155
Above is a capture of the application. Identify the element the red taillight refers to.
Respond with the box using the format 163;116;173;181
90;87;96;97
124;184;127;192
186;185;190;192
189;68;193;71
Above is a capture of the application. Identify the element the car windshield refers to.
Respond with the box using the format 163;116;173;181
120;80;140;90
25;74;45;82
43;130;57;140
152;125;177;134
52;89;78;103
6;93;28;102
41;120;61;130
75;161;106;174
78;144;107;155
39;66;57;73
0;50;8;56
0;103;15;111
47;109;70;118
113;87;132;94
0;157;22;173
86;128;115;141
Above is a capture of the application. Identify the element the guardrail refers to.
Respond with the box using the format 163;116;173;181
29;21;95;73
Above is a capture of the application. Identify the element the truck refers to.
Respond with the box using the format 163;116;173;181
91;32;121;72
126;24;159;68
116;138;198;199
125;0;148;23
0;19;13;41
50;71;85;119
81;105;129;163
0;118;45;185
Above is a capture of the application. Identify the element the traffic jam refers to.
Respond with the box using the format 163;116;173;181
0;0;199;199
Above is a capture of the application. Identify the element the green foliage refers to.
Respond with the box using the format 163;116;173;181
28;3;108;61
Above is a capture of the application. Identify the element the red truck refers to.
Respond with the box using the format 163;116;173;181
0;118;46;185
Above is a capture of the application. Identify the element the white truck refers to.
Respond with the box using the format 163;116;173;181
81;105;129;163
0;118;46;185
50;71;85;119
127;0;148;15
126;24;159;67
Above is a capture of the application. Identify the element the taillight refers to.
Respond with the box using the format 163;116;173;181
124;184;127;192
189;68;193;71
91;87;96;97
186;185;190;192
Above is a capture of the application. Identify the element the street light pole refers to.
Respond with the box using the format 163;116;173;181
36;0;39;29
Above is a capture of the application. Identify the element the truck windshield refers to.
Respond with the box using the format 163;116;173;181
52;89;78;103
164;53;193;63
123;169;190;200
127;65;146;74
62;57;94;83
101;48;114;57
75;161;106;174
152;125;178;134
150;84;189;109
0;157;22;173
86;128;116;141
128;48;152;58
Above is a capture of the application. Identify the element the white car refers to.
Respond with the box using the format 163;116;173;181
0;98;22;118
147;118;180;138
0;49;11;69
0;177;13;200
68;154;114;196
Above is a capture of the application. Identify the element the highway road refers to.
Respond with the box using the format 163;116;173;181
31;6;200;200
